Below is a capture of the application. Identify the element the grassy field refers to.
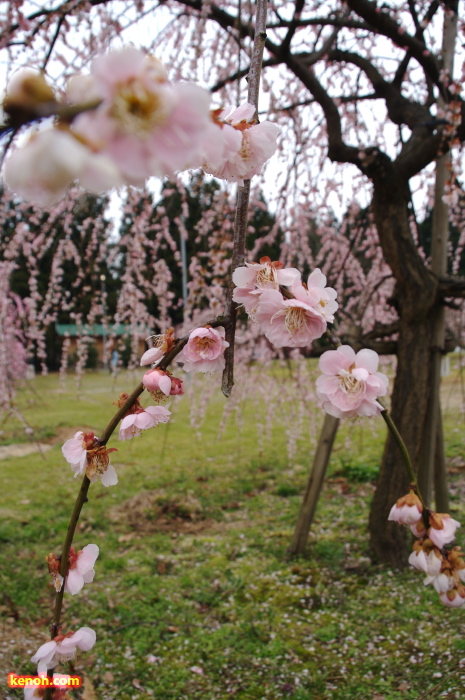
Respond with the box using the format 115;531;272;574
1;365;465;700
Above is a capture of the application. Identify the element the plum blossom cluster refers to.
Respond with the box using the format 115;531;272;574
233;257;337;348
1;48;279;205
389;491;465;608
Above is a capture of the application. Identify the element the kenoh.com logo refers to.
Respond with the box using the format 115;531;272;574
8;673;82;688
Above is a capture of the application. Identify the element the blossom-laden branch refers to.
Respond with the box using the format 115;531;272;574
37;315;229;699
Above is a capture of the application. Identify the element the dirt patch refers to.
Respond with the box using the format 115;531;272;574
0;426;98;461
0;618;48;695
109;490;214;535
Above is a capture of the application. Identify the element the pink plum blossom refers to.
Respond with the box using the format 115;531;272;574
304;269;339;324
31;627;96;675
316;345;389;418
410;521;427;537
119;405;171;440
69;47;213;184
440;587;465;608
232;257;300;317
388;491;423;526
255;289;327;348
62;431;94;477
428;514;461;549
177;326;229;373
64;544;99;595
203;103;279;184
143;369;172;396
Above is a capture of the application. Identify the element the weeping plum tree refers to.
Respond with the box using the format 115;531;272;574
1;0;465;570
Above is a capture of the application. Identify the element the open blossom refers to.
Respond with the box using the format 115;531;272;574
69;46;212;184
65;544;99;595
232;257;300;317
119;405;171;440
255;288;327;348
177;326;229;373
62;431;117;486
31;628;96;675
388;490;423;526
203;103;279;184
428;513;461;549
316;345;389;418
140;328;175;367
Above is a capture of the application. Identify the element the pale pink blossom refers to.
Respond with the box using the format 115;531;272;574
428;514;461;549
232;257;300;317
31;627;96;675
425;571;454;594
65;544;99;595
316;345;389;418
410;521;427;537
24;674;71;699
70;47;212;184
388;491;423;526
119;405;171;440
62;431;92;477
203;103;279;184
140;347;164;366
2;129;121;205
304;269;339;323
177;326;229;373
440;587;465;608
255;288;327;348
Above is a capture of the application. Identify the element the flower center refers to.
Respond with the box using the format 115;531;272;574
284;306;306;336
338;369;364;399
256;264;278;289
194;337;213;357
110;81;169;136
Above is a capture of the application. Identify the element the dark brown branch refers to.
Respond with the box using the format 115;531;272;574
438;276;465;298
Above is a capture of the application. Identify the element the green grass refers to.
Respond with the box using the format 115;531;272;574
1;368;465;700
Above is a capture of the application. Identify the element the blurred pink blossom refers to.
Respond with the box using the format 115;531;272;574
428;514;461;549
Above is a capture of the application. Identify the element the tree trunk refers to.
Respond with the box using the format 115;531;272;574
288;414;339;557
367;163;438;567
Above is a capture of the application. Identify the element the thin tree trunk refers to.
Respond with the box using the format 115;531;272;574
417;5;457;506
288;414;339;557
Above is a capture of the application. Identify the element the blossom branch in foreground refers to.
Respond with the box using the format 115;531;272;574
46;315;229;653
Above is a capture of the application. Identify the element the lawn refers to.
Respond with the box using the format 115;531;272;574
1;362;465;700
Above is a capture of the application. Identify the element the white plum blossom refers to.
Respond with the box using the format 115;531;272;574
31;627;96;675
65;544;99;595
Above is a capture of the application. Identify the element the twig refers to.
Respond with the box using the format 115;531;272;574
221;0;269;398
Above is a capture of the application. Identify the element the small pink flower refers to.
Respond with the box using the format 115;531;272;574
255;288;327;348
65;544;99;595
425;571;454;594
410;521;427;537
31;627;96;675
203;103;279;184
440;587;465;608
170;376;184;395
232;257;301;318
388;491;423;526
304;269;338;324
62;431;94;477
143;369;172;396
177;326;229;373
316;346;389;418
428;514;461;549
119;405;171;440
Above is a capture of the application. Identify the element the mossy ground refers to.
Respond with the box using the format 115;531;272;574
1;366;465;699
